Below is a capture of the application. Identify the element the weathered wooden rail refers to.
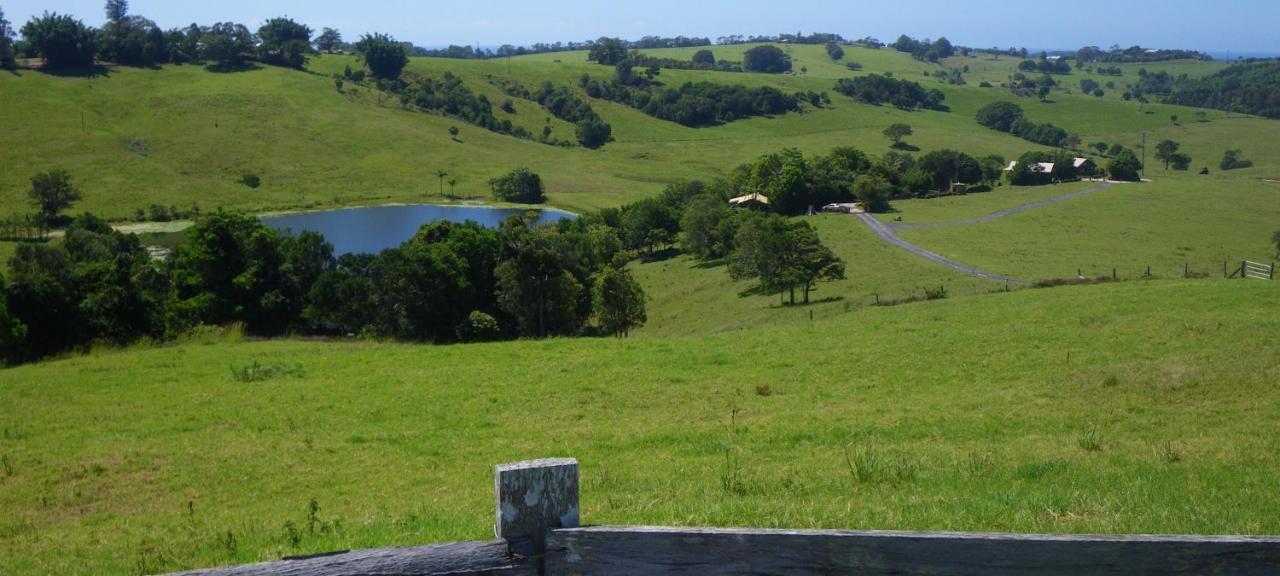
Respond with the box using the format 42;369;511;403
170;457;1280;575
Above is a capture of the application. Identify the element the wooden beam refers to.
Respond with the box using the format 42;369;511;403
495;457;579;557
165;540;531;576
546;526;1280;575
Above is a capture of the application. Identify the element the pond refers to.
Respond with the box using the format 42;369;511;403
261;204;576;256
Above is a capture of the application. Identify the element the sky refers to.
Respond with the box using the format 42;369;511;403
5;0;1279;54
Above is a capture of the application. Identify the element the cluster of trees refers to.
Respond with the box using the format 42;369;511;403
1018;57;1072;75
742;45;792;73
1165;61;1280;119
890;34;956;62
833;74;947;111
12;3;319;70
533;83;612;148
1074;45;1211;63
1154;140;1192;171
1007;72;1058;100
1079;78;1106;97
825;42;844;61
490;168;547;203
975;101;1077;148
1;205;657;363
1220;149;1253;171
631;50;743;73
715;32;845;46
399;72;520;137
0;4;14;68
581;72;801;127
1004;150;1098;185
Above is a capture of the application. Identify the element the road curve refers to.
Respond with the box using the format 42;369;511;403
854;181;1122;284
857;213;1030;285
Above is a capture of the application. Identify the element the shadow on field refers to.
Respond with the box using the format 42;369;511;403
206;62;263;74
39;65;111;78
691;258;725;270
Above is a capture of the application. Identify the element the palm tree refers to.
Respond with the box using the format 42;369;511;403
435;169;448;196
448;179;458;197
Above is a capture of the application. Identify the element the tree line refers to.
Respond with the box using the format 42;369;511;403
833;74;948;111
890;34;959;62
1164;61;1280;119
579;66;806;128
975;101;1075;148
1074;45;1211;63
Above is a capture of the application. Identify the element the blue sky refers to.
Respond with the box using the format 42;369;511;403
6;0;1279;53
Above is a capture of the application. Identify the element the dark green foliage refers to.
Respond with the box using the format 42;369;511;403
883;123;913;146
201;22;254;67
354;32;408;79
257;17;312;69
1155;140;1180;170
104;0;128;21
0;5;15;68
825;42;844;61
975;101;1024;132
742;45;791;73
315;27;342;53
853;174;892;212
1108;149;1144;181
456;311;501;342
729;215;845;304
834;74;947;110
529;82;612;148
890;34;954;62
1020;57;1071;75
1009;151;1081;185
495;225;586;338
1220;149;1253;171
402;72;515;136
29;168;82;228
1166;61;1280;119
98;15;166;66
620;197;678;254
691;49;715;66
919;150;983;190
584;77;800;127
575;116;612;149
21;12;97;68
490;168;546;204
588;37;627;65
1075;45;1210;63
4;214;164;362
679;194;733;259
592;265;646;337
239;173;260;188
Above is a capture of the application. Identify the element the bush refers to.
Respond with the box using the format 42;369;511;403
1220;149;1254;171
575;116;612;149
354;33;408;79
742;45;791;73
20;12;96;68
456;311;501;342
239;173;261;188
833;74;946;110
490;167;546;203
1108;149;1143;181
975;101;1024;132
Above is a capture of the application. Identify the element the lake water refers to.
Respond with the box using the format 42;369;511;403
262;204;576;256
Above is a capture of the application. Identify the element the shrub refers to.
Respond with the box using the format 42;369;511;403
1108;149;1143;181
20;12;96;68
456;311;501;342
1220;149;1254;171
742;45;791;73
489;167;546;203
239;173;261;188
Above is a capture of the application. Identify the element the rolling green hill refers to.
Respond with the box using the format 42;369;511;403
2;279;1278;574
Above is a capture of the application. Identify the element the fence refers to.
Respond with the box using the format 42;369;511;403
170;458;1280;576
1242;260;1276;281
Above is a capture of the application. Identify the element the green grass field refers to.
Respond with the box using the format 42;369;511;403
3;40;1280;575
2;279;1279;574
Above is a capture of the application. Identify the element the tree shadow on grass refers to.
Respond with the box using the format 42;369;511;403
39;65;111;78
890;142;921;152
205;62;263;74
639;247;680;263
690;258;725;270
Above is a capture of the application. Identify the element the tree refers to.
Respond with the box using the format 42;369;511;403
691;49;715;66
575;116;612;149
587;37;627;65
489;168;546;204
29;169;82;229
592;265;646;337
448;125;459;139
852;174;892;212
825;42;844;61
21;12;97;68
99;15;165;66
1154;139;1180;170
789;223;846;304
1108;148;1143;181
0;272;27;358
679;194;732;259
1169;153;1192;171
201;22;255;67
1220;149;1254;171
883;123;913;147
743;45;791;73
257;17;312;69
104;0;128;21
435;169;449;196
1;4;18;68
620;197;677;254
315;27;342;53
354;33;407;79
1038;85;1052;101
975;101;1025;132
495;227;584;338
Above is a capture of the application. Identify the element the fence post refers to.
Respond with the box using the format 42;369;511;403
1184;262;1189;278
495;458;579;568
1241;260;1247;279
1112;268;1117;281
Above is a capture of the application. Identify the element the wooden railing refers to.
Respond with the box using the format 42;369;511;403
169;457;1280;575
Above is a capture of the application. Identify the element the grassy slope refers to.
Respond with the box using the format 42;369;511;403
1;280;1278;574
